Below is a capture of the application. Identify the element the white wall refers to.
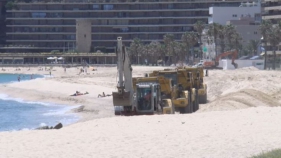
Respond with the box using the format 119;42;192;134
219;59;264;70
209;6;261;25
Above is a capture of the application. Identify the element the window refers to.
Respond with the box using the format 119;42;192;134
254;31;258;34
103;4;113;10
93;4;99;10
84;34;86;38
232;14;237;17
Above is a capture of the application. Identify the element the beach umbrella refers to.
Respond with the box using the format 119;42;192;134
47;57;54;60
58;57;64;60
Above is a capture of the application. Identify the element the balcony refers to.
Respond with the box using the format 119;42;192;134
6;24;197;28
14;0;241;5
264;5;281;11
262;14;281;19
7;8;209;12
6;16;209;20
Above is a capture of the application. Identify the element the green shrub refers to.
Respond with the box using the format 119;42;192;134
250;149;281;158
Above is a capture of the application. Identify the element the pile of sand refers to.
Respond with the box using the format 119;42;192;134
200;69;281;112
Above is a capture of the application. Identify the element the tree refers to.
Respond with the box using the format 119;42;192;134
259;20;272;70
267;25;281;70
129;38;143;64
231;32;242;53
194;21;205;59
147;41;164;65
181;32;198;64
248;40;259;55
217;25;227;54
163;34;175;65
225;24;236;50
207;23;220;56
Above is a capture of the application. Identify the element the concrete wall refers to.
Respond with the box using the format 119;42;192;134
219;59;264;70
76;19;92;53
209;6;261;25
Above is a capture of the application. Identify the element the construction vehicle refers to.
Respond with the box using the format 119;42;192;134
112;37;134;115
180;67;207;104
132;76;175;115
202;49;238;69
112;37;174;115
149;69;197;113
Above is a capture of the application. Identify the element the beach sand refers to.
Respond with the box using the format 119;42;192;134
0;66;281;158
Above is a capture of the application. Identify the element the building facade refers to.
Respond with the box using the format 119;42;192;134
204;1;262;58
262;0;281;24
209;2;261;25
2;0;245;53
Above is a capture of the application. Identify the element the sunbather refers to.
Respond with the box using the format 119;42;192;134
98;92;112;98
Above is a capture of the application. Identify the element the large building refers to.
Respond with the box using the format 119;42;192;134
2;0;244;53
203;1;262;58
209;2;261;25
262;0;281;24
0;1;6;45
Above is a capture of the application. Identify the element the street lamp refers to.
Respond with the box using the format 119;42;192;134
260;36;266;70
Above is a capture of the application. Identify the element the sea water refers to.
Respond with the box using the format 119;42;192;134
0;74;80;132
0;73;43;83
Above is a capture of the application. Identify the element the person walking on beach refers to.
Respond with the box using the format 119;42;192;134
31;74;33;79
49;71;52;76
17;75;21;82
64;67;66;72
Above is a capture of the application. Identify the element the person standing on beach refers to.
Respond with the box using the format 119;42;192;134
64;67;66;72
18;75;20;82
49;71;52;76
31;74;33;79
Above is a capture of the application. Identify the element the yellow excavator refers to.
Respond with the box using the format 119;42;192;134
149;69;197;113
112;37;174;115
179;67;207;104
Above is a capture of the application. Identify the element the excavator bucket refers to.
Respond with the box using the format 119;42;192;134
112;91;131;106
232;62;238;69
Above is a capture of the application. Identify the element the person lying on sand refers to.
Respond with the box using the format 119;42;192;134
98;92;112;98
70;91;89;96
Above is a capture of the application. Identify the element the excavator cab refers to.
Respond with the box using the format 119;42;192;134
135;83;161;114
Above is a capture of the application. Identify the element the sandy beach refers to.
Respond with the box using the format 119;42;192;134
0;65;281;158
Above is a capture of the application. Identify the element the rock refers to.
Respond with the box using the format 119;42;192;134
53;123;63;129
35;126;49;130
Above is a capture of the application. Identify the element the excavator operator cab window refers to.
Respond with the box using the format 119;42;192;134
137;87;152;111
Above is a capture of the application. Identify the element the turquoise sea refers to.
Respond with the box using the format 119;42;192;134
0;74;79;132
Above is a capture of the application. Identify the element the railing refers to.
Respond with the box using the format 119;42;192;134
14;0;239;4
0;52;117;57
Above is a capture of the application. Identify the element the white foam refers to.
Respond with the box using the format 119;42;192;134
40;123;47;127
0;93;70;107
43;105;81;116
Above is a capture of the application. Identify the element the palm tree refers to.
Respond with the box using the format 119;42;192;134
129;38;143;64
259;20;272;70
181;32;198;64
231;32;242;54
207;23;220;56
217;25;227;53
248;40;259;56
163;34;175;65
267;25;281;70
225;24;236;50
147;41;162;65
194;21;205;59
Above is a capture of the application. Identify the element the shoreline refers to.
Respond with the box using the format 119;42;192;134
1;66;281;157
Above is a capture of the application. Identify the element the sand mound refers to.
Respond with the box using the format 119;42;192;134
201;69;281;112
236;66;260;71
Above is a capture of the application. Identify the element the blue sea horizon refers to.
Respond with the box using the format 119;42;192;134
0;74;80;132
